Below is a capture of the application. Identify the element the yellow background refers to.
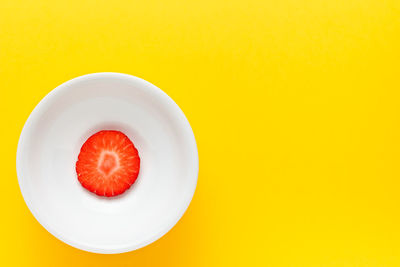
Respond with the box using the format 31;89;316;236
1;0;399;266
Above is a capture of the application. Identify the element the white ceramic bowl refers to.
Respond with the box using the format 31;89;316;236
16;73;198;253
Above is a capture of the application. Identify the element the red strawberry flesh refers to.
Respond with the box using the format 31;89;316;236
76;130;140;197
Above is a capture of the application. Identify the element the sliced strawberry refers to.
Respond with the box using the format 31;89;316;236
76;130;140;197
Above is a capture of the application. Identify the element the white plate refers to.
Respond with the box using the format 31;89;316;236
16;73;198;254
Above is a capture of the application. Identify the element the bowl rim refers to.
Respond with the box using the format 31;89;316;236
16;72;199;254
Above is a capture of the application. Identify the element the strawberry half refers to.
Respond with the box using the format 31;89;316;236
76;130;140;197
